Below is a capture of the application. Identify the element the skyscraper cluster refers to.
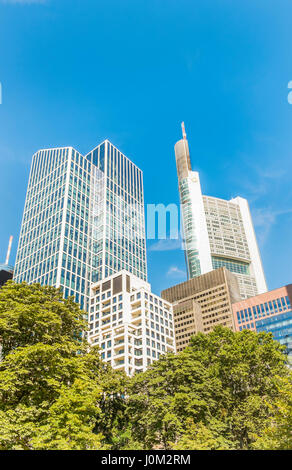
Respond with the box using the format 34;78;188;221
13;142;147;311
9;124;291;373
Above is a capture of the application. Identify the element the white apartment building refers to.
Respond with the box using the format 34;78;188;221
175;123;267;299
88;270;176;376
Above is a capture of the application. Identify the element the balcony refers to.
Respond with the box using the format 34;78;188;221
113;327;125;339
115;349;125;357
131;309;142;320
134;359;143;367
114;359;125;367
131;301;142;312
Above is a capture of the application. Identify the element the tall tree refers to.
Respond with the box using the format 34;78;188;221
252;375;292;450
0;281;86;358
126;326;291;449
0;282;127;450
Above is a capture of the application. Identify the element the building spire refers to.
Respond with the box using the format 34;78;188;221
181;121;187;140
5;235;13;265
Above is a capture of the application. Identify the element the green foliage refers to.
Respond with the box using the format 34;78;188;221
0;282;291;450
0;282;127;450
0;281;87;358
31;378;104;450
126;326;291;449
252;375;292;449
172;419;234;450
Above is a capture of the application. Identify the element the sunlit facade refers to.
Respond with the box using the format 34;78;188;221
174;123;267;299
13;141;147;311
89;270;175;376
232;284;292;365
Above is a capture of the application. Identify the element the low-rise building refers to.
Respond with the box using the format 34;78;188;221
232;285;292;331
88;270;176;376
232;284;292;364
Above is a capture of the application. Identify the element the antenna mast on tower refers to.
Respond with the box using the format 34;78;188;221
181;121;187;140
5;236;13;265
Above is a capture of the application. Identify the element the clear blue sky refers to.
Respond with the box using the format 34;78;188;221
0;0;291;295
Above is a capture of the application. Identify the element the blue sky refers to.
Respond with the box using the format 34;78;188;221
0;0;291;295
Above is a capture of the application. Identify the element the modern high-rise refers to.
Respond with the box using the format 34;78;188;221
161;267;241;352
13;141;147;311
232;285;292;365
175;123;267;299
89;270;176;376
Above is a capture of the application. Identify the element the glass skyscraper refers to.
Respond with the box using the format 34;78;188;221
13;140;147;311
175;123;267;299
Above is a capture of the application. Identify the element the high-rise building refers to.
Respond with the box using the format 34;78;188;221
89;270;176;376
232;285;292;365
161;267;241;352
175;123;267;299
13;141;147;311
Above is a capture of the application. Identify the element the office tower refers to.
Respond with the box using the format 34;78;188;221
161;267;241;351
232;285;292;365
0;236;14;287
13;141;147;311
88;270;175;376
174;123;267;299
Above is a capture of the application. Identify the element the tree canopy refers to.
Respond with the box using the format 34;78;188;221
126;326;291;450
0;281;291;450
0;281;127;450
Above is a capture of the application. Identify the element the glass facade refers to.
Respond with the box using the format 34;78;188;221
236;295;291;328
233;287;292;365
256;311;292;365
86;141;146;282
212;256;250;275
179;179;201;278
14;141;147;312
174;127;266;300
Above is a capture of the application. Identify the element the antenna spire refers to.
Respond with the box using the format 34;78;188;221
5;236;13;265
181;122;187;140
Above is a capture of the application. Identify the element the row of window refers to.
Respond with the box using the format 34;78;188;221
236;296;291;324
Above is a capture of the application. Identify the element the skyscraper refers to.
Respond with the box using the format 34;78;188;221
175;123;267;299
13;140;147;311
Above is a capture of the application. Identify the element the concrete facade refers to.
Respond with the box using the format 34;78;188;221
89;270;176;376
161;267;241;351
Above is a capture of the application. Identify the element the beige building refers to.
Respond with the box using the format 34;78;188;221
161;267;241;352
